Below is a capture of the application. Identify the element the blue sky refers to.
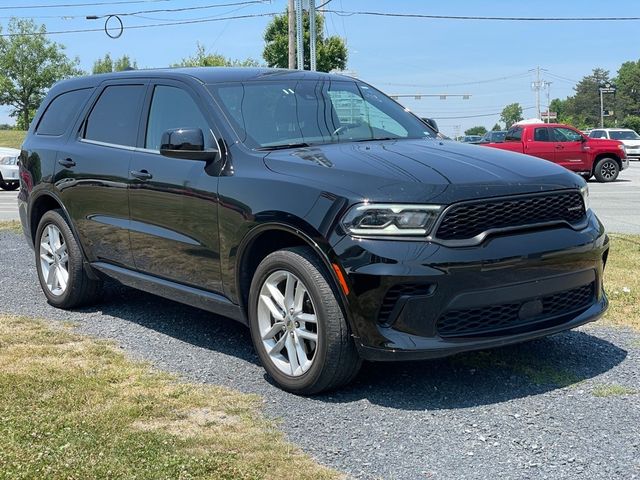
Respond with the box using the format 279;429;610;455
1;0;639;136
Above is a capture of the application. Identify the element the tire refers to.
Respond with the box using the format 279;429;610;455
35;209;103;309
0;180;19;191
593;157;619;183
580;173;592;181
248;247;361;395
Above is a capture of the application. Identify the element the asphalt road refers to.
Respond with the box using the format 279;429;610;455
589;160;640;234
0;189;18;221
0;230;639;479
2;161;639;232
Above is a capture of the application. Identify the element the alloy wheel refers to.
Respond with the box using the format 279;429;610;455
601;160;617;180
39;224;69;296
257;270;318;377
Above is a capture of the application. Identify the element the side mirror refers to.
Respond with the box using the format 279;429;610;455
160;128;218;161
580;136;587;142
421;117;439;133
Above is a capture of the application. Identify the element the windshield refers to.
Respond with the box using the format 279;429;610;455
207;79;437;149
609;130;640;140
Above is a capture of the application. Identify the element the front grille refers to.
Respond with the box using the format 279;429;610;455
437;283;594;338
378;283;433;324
435;191;586;241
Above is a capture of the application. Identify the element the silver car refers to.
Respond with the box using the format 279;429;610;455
0;147;20;191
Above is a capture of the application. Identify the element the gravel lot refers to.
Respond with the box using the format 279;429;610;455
1;231;639;479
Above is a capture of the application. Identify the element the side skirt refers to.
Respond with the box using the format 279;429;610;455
92;262;246;324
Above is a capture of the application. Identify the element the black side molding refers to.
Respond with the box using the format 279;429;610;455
91;262;246;324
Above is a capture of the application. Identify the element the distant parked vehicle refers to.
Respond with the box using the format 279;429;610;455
481;122;629;182
458;135;483;143
0;147;20;191
589;128;640;160
479;131;507;143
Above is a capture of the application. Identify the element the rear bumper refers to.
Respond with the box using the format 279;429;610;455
333;210;609;362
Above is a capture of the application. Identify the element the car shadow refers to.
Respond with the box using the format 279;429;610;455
81;281;627;411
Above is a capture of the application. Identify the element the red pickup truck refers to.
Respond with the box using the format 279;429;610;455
481;122;629;182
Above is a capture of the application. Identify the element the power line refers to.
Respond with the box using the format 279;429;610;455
432;107;535;120
325;10;640;21
0;12;279;37
89;0;270;19
0;1;269;20
382;71;531;89
0;0;169;10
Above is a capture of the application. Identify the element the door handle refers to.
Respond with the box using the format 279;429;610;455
58;158;76;168
130;169;153;181
555;144;564;150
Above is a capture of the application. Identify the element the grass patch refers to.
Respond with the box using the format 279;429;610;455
592;383;637;397
0;315;340;480
0;130;26;149
0;220;22;234
602;234;640;330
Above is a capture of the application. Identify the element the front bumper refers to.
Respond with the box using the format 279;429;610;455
333;210;609;361
622;157;630;170
0;165;19;183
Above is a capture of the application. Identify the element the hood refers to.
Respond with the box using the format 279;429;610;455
617;139;640;147
263;139;582;204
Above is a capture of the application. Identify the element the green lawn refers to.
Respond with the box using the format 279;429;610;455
0;315;340;480
0;130;26;149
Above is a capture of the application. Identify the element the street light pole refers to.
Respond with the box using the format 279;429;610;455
288;0;295;69
309;0;316;71
600;88;605;128
295;0;303;70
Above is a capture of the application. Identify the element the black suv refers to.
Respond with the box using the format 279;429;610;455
19;68;608;394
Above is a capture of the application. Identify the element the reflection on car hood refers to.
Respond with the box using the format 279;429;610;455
263;138;582;204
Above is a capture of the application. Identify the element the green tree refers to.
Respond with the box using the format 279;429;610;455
562;68;611;128
464;126;487;136
92;53;137;74
491;123;502;131
172;43;259;68
0;18;81;129
500;103;523;129
263;10;347;72
613;60;640;121
622;115;640;133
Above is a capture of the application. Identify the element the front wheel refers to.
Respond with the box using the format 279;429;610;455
593;158;619;182
248;247;361;394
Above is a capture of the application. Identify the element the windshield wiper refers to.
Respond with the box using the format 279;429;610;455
354;137;400;142
256;142;311;151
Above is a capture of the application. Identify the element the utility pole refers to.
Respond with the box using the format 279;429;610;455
295;0;303;70
544;81;552;123
288;0;295;69
309;0;316;71
530;66;548;120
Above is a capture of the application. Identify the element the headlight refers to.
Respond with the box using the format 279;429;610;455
341;203;442;236
0;156;17;165
580;184;590;211
618;144;626;153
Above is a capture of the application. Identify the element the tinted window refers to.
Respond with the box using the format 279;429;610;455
553;127;583;142
145;85;213;150
609;130;640;140
533;127;551;141
505;127;522;142
589;130;605;139
208;80;435;149
36;88;92;136
84;85;145;147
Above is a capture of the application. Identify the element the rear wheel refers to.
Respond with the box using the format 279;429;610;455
248;247;361;395
593;157;619;182
35;209;102;308
580;173;592;181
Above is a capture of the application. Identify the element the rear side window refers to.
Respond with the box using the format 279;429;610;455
84;85;145;147
36;88;92;136
589;130;605;138
533;127;551;141
505;127;522;142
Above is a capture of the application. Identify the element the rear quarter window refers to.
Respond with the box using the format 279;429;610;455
36;88;92;136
